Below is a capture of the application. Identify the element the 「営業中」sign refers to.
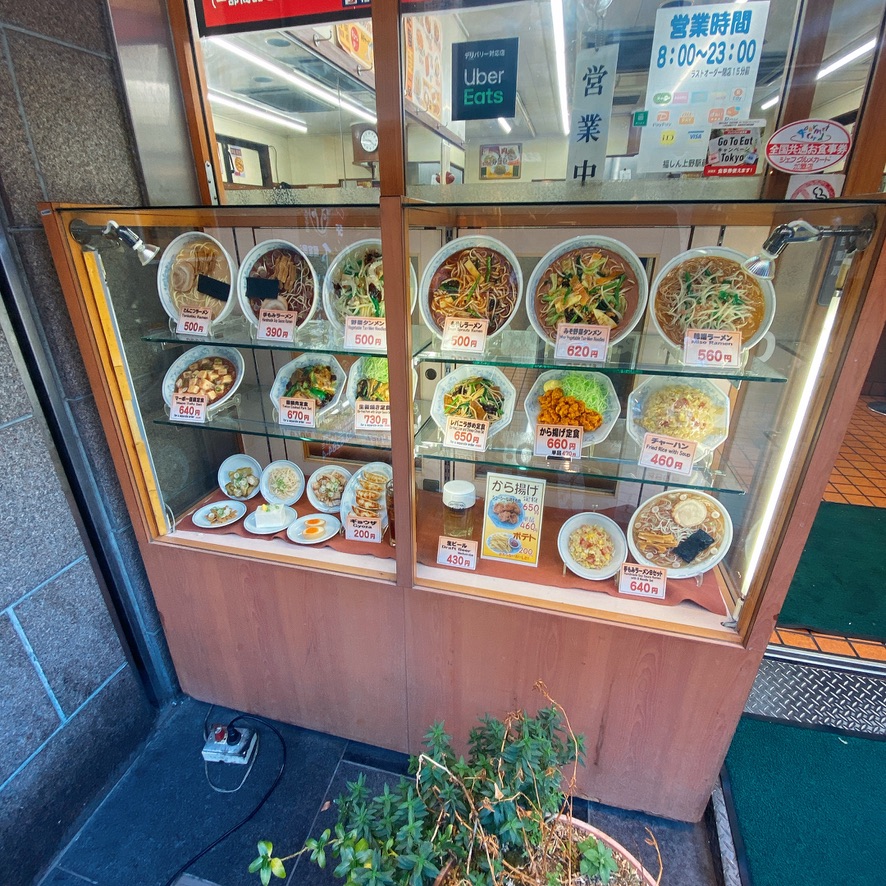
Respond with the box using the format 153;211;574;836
637;1;770;175
452;38;518;121
566;44;619;185
765;119;851;174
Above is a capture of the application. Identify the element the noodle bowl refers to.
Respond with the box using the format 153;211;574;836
237;240;317;329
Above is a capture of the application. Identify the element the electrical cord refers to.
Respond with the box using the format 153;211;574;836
162;714;287;886
204;732;260;793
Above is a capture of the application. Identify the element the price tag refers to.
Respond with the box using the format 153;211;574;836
278;396;315;428
345;515;383;543
618;563;667;600
176;306;212;336
638;432;697;477
170;392;207;424
344;316;387;351
682;329;742;368
436;536;478;571
354;400;391;432
256;308;297;343
554;323;610;362
441;317;489;353
533;424;583;459
443;416;489;452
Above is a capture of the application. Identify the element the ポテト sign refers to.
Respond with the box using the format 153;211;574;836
765;120;851;174
452;38;518;121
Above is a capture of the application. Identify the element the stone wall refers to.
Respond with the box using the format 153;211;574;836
0;1;176;881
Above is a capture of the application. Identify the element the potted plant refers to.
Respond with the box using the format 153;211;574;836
250;682;660;885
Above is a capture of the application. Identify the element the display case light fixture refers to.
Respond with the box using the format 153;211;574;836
208;91;308;134
742;218;876;280
69;219;160;266
210;37;377;125
550;0;570;135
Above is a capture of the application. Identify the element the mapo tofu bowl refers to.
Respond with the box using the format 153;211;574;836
161;345;245;410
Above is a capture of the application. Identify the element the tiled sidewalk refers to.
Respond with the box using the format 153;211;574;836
823;397;886;506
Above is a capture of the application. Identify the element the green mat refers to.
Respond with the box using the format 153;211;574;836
778;501;886;640
725;717;886;886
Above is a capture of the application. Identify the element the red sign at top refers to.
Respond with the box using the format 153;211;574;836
196;0;371;36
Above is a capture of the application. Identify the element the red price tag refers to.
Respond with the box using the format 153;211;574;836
682;329;742;367
443;416;489;452
436;536;478;570
441;317;489;353
638;432;697;477
554;323;610;361
257;308;297;343
619;563;667;599
345;514;383;543
278;396;315;428
344;316;387;351
170;392;207;424
176;306;212;336
533;424;583;459
354;400;391;432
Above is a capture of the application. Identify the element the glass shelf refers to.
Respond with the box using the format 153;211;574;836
152;384;400;450
414;328;787;382
144;319;435;358
414;410;746;494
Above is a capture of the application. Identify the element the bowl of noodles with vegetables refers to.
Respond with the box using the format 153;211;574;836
627;376;730;459
236;240;318;329
524;370;620;446
269;353;345;420
419;236;523;341
157;232;237;327
345;356;420;408
322;239;418;330
558;512;627;581
526;236;648;347
430;364;516;439
650;246;775;352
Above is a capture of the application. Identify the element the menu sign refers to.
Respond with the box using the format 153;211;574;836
441;317;489;352
480;472;545;568
638;433;697;477
195;0;371;36
257;308;297;343
354;400;391;432
554;323;610;361
619;563;667;599
683;329;741;367
344;316;386;351
533;424;583;459
278;396;316;428
176;306;212;337
345;514;382;543
637;2;770;175
436;537;478;571
170;392;207;424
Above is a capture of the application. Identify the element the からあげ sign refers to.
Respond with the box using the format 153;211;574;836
452;38;518;121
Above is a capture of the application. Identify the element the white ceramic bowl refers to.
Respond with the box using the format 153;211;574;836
260;459;306;506
305;466;352;514
322;239;418;330
157;231;237;327
558;513;627;581
523;370;621;447
626;375;730;459
649;246;776;352
268;353;346;421
430;364;517;439
525;235;648;347
419;235;523;341
627;490;733;579
217;454;262;500
236;239;318;329
161;345;245;410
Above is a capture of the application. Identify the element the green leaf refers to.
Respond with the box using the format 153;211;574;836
248;857;264;874
257;841;273;858
270;857;286;878
260;865;271;886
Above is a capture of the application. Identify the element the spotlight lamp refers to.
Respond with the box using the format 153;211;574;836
70;219;160;266
742;217;877;280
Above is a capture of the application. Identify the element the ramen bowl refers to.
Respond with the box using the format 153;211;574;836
627;490;733;579
236;239;318;330
526;236;648;347
430;364;517;439
419;235;523;342
322;239;418;331
157;231;238;328
649;246;775;353
627;376;730;459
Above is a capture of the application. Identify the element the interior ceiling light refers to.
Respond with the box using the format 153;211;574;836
817;38;877;80
210;37;377;124
760;95;779;110
498;117;512;133
550;0;570;136
209;91;308;133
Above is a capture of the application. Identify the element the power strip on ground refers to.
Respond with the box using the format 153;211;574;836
202;724;257;764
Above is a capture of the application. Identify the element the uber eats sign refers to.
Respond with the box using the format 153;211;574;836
452;38;518;121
